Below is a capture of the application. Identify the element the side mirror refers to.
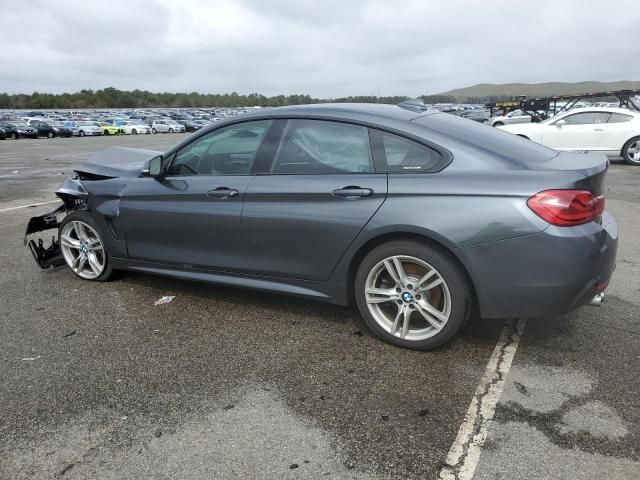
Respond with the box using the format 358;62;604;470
144;155;164;177
555;119;565;127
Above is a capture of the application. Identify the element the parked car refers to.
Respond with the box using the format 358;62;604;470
97;122;124;135
64;121;102;137
489;109;533;127
458;110;490;123
151;120;185;134
114;120;152;135
25;104;617;350
499;107;640;165
0;120;38;139
0;127;6;140
25;119;58;138
49;122;75;138
182;120;205;132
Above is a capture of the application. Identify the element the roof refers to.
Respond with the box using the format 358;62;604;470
559;106;639;115
264;103;439;122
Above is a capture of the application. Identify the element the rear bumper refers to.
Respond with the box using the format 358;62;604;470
461;211;618;319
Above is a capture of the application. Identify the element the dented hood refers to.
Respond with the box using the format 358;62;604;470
75;147;161;178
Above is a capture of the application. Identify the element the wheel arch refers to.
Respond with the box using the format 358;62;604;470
621;135;640;156
342;230;479;312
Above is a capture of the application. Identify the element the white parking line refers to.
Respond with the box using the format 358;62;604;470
0;200;61;213
438;318;527;480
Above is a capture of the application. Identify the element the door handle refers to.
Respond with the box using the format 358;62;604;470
207;187;239;199
593;128;604;131
332;186;374;199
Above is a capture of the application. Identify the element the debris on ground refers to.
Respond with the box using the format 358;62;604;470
153;295;176;306
417;408;429;416
353;330;364;336
381;415;390;421
63;329;77;338
21;355;41;361
153;429;162;438
223;404;235;410
289;464;299;469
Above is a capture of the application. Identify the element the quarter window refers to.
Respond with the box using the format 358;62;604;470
608;113;633;123
559;112;611;125
167;120;272;176
380;132;443;173
271;120;372;174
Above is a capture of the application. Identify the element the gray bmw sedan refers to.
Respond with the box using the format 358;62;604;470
25;103;618;350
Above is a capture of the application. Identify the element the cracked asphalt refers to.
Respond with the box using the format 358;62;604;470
0;135;638;479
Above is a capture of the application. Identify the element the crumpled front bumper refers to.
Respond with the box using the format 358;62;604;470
24;204;67;269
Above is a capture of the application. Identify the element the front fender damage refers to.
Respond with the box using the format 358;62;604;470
24;177;88;269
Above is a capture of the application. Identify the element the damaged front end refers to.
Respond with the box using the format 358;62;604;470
24;177;89;269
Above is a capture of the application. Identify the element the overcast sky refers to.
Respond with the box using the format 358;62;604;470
1;0;638;97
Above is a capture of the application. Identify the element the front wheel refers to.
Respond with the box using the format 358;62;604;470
47;131;55;139
11;132;18;139
354;240;470;350
132;129;137;135
79;130;85;137
152;128;157;134
622;136;640;166
168;128;174;133
493;121;504;127
59;211;117;281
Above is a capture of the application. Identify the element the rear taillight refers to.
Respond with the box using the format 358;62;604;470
527;190;605;226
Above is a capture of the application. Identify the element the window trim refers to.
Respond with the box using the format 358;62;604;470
552;111;611;126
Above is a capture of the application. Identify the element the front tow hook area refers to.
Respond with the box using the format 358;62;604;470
588;291;605;307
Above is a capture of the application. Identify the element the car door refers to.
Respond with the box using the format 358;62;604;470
241;118;387;282
118;119;273;271
541;111;611;150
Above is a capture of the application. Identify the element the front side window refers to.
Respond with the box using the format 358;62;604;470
560;112;611;125
380;131;443;173
167;120;272;176
271;119;372;174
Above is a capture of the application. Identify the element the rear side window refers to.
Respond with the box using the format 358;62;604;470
272;119;372;174
608;113;633;123
560;112;610;125
379;132;443;172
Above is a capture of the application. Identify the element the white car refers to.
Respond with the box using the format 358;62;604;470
488;109;533;127
151;120;185;134
499;107;640;165
64;121;102;136
115;121;151;135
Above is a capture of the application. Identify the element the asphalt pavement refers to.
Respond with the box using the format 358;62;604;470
0;134;637;479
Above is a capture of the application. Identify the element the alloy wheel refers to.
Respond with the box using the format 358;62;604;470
364;255;451;341
626;140;640;164
60;221;106;279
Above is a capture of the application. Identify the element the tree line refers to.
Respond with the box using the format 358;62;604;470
0;87;504;110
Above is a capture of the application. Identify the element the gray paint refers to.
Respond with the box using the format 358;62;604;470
39;104;617;319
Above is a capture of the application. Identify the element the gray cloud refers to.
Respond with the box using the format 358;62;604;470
0;0;638;96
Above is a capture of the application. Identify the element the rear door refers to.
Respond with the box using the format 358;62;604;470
241;119;387;281
119;119;273;270
542;111;610;150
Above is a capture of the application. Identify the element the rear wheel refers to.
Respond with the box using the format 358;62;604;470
11;132;18;139
47;131;55;139
59;211;116;281
79;130;85;137
169;128;174;133
355;240;470;350
622;136;640;166
493;121;504;127
103;130;110;135
152;128;157;134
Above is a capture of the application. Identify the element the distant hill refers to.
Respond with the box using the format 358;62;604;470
438;81;640;101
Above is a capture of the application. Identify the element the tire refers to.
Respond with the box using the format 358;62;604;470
169;128;174;133
103;130;110;136
58;211;117;282
132;129;137;135
11;132;18;139
493;121;504;127
152;128;157;134
622;136;640;166
354;240;471;350
47;131;55;139
79;130;85;137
